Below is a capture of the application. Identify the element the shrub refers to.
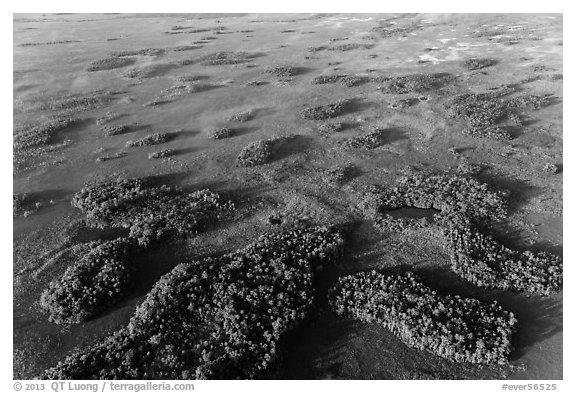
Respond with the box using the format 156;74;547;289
173;45;202;52
228;111;254;122
126;133;170;147
39;239;134;325
301;100;347;120
236;140;275;167
71;178;233;246
339;75;367;87
109;48;164;57
208;127;234;140
13;193;28;216
148;149;175;159
543;163;559;174
463;58;497;71
199;51;256;65
439;214;563;296
379;73;453;94
87;57;136;72
360;173;508;223
311;74;344;84
318;122;343;134
100;124;130;136
327;43;374;51
342;128;387;149
41;226;344;379
14;116;78;151
464;125;512;141
329;271;516;364
389;97;421;109
263;65;296;78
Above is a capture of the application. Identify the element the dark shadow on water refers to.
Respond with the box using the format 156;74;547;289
341;97;377;116
384;127;410;144
233;126;258;137
172;146;198;156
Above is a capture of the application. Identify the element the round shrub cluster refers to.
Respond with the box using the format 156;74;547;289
100;124;130;136
329;271;516;364
300;100;347;120
14;116;78;151
126;132;170;147
263;65;296;78
439;214;563;295
208;127;234;140
342;128;387;149
39;239;134;325
463;58;497;71
236;140;275;167
41;226;345;379
148;149;175;159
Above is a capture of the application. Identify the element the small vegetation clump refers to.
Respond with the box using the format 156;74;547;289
126;132;170;147
465;125;512;141
389;97;421;109
41;226;344;379
19;40;80;47
311;74;345;84
543;162;559;174
100;124;130;136
439;214;563;296
96;111;123;126
301;100;347;120
148;149;175;159
463;58;498;71
318;122;344;134
87;57;136;72
320;165;353;186
329;271;516;364
228;110;255;122
39;239;133;325
263;65;296;78
208;127;234;140
342;128;388;149
199;51;256;65
123;64;175;80
173;45;202;52
328;43;374;51
339;75;367;87
379;73;453;94
236;139;275;167
71;177;233;246
109;48;164;57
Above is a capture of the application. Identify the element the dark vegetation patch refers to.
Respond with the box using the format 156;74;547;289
446;88;552;140
263;65;297;78
543;163;560;174
439;214;563;296
87;57;136;72
100;124;130;136
388;97;421;109
14;116;79;151
378;73;453;94
19;40;80;47
126;132;171;147
21;90;115;115
300;100;348;120
371;20;423;38
318;122;344;134
172;45;203;52
307;46;326;52
148;149;175;159
339;75;367;87
109;48;164;57
208;127;234;140
342;128;388;149
311;74;367;87
228;110;255;122
463;58;498;71
311;74;345;84
96;152;126;163
96;111;124;126
281;29;296;33
359;173;562;295
329;271;516;364
122;64;177;80
41;226;344;379
327;43;374;51
39;239;133;325
199;51;258;65
71;177;233;247
236;139;275;167
320;164;354;186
